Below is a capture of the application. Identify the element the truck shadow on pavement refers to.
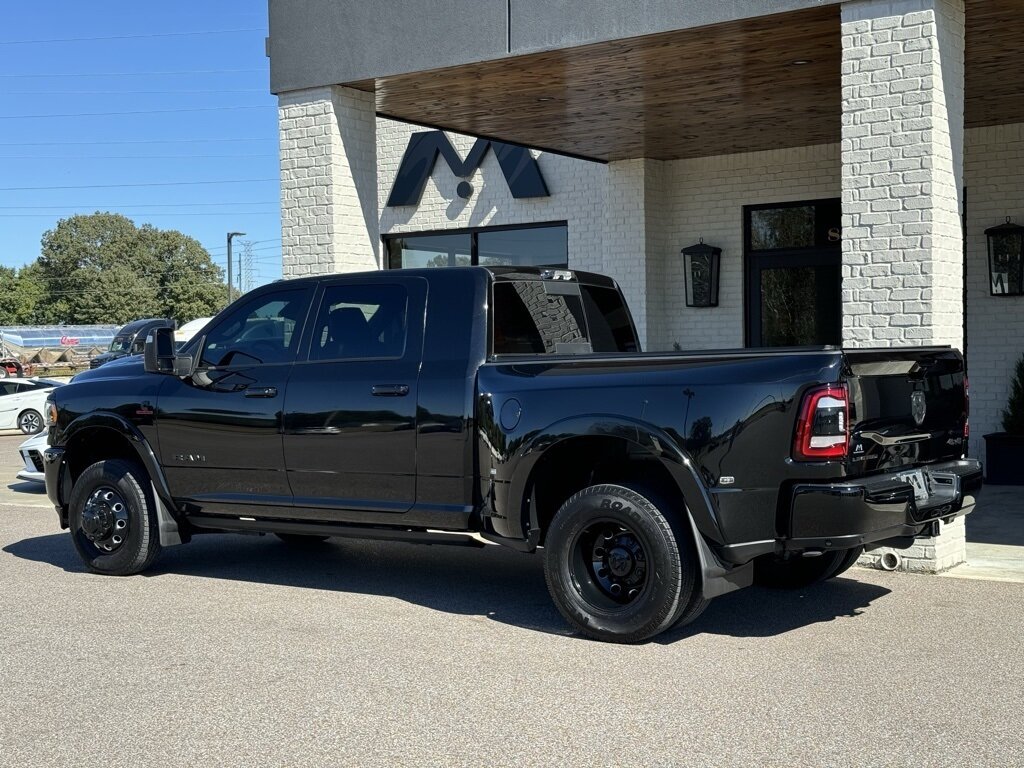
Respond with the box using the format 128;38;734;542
7;481;46;494
5;532;891;642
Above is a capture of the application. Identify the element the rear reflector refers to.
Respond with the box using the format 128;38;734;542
793;384;849;461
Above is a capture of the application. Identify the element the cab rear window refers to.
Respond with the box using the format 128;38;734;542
492;281;639;355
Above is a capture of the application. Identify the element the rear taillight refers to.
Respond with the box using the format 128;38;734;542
793;384;849;461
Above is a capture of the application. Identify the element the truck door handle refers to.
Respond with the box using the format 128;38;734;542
244;386;278;398
371;384;410;397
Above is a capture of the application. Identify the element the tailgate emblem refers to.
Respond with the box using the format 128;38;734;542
911;391;927;426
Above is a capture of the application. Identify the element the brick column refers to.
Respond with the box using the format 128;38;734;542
602;159;668;351
841;0;967;572
279;86;379;278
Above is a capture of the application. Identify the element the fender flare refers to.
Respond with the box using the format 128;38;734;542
506;414;725;546
505;415;751;599
61;412;185;546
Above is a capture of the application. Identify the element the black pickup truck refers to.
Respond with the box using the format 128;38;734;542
43;267;981;643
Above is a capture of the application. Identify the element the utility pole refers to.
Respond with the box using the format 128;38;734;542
226;231;245;304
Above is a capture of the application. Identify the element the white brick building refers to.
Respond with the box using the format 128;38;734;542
270;0;1023;572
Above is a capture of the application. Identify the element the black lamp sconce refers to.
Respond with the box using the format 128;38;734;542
987;217;1024;296
681;239;721;308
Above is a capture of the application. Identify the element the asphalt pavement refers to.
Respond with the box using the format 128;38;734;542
1;434;1022;767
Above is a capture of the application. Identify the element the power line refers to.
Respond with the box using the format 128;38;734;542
0;178;277;191
0;68;264;78
4;89;266;95
0;212;279;218
0;28;263;45
206;239;281;254
0;104;273;119
0;201;278;209
0;138;274;146
0;154;277;160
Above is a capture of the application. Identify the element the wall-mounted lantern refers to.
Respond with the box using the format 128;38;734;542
681;239;721;307
986;217;1024;296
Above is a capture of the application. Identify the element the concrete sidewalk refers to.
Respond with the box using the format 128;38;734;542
944;485;1024;584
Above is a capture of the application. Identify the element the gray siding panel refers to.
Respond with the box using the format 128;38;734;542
268;0;842;93
510;0;844;53
269;0;508;93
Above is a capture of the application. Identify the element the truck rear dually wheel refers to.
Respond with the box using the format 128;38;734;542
69;459;162;575
754;548;855;589
543;484;700;643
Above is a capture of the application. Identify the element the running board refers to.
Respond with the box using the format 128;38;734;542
187;515;487;548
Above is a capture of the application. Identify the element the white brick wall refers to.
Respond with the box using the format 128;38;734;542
964;122;1024;462
375;121;843;352
377;118;607;275
279;86;378;279
840;0;965;349
659;145;841;351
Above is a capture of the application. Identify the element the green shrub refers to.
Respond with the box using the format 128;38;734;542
1002;355;1024;435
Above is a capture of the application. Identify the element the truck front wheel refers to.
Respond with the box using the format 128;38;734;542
68;459;162;576
543;484;700;643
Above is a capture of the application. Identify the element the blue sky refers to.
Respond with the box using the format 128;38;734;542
0;0;281;287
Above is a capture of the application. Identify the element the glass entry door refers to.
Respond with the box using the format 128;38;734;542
745;199;842;347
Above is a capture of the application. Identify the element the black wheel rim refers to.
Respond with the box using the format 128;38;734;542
79;486;130;553
569;518;650;611
20;412;41;433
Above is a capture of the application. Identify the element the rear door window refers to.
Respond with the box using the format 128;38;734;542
307;284;409;361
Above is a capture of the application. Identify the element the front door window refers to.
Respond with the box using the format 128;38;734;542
745;199;841;347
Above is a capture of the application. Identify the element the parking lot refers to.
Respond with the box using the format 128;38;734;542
0;433;1021;767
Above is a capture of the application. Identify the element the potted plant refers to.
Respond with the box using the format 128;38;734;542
985;354;1024;485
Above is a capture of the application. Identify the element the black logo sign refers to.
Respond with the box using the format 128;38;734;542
387;131;549;207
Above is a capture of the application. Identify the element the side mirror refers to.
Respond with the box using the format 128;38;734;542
144;327;194;376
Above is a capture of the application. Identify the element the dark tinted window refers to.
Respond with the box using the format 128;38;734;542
477;225;567;268
387;233;471;269
201;289;308;367
493;281;638;355
580;286;639;353
309;284;408;360
386;224;567;269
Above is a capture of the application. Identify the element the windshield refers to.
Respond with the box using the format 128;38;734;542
108;335;133;353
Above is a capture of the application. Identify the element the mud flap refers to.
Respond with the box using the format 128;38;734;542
152;482;184;547
686;510;753;599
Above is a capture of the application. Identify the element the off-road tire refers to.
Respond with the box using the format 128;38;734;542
543;484;699;643
826;546;864;580
69;459;162;575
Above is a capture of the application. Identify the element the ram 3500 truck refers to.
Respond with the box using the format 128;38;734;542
43;267;981;643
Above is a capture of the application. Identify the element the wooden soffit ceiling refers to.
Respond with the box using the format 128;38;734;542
353;2;1022;162
354;6;842;162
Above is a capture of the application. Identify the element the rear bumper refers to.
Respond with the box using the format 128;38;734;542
785;458;982;551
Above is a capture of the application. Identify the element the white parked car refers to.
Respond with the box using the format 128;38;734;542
175;317;212;348
16;430;47;483
0;378;63;434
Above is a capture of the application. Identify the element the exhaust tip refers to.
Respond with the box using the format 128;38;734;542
878;551;901;571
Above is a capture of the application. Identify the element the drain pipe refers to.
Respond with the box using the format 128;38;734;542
878;551;902;571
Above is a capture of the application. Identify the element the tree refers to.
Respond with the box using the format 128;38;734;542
35;213;227;325
0;263;47;325
1002;354;1024;435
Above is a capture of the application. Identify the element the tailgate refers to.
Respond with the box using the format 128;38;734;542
844;347;968;472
